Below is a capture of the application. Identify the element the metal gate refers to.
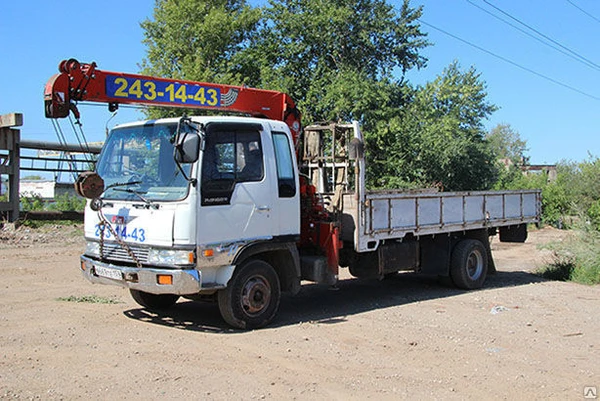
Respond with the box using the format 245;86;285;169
1;113;102;222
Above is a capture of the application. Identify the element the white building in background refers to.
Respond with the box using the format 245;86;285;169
19;180;55;198
19;179;75;199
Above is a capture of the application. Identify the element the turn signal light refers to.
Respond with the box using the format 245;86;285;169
80;261;86;271
157;274;173;285
202;249;214;258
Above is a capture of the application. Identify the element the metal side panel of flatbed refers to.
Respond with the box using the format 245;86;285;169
341;189;541;252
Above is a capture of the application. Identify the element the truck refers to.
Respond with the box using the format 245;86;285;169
44;59;541;329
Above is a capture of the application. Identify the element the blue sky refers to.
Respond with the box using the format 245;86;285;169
0;0;598;166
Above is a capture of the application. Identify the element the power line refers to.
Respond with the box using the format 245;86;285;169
481;0;600;72
418;19;600;102
466;0;600;72
566;0;600;25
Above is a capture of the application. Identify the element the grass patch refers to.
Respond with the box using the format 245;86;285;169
57;295;122;304
538;229;600;285
537;257;574;281
19;219;82;229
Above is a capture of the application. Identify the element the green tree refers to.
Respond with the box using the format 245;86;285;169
140;0;262;118
487;124;529;189
487;123;528;163
557;156;600;225
141;0;429;123
254;0;429;123
140;1;500;192
367;62;499;191
503;171;568;226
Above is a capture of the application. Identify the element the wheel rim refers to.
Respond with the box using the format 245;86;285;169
241;275;271;316
466;249;484;280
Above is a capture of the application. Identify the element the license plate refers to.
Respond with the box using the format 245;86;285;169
94;265;123;280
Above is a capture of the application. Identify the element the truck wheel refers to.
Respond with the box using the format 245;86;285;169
130;289;179;310
218;259;281;330
450;239;488;290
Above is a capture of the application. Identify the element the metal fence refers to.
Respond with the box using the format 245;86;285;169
1;113;102;222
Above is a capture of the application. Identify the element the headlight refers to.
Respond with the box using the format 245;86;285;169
85;241;101;257
147;249;195;266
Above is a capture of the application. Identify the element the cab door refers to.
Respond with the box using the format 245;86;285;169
197;121;278;246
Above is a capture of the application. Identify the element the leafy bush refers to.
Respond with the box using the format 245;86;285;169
587;199;600;231
540;228;600;285
537;256;574;282
20;192;45;211
540;182;571;228
18;192;86;213
496;153;600;284
48;193;87;212
496;156;600;229
496;170;569;227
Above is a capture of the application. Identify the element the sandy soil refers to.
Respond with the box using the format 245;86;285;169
0;225;598;400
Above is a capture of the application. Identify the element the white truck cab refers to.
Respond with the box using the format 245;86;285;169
80;116;302;329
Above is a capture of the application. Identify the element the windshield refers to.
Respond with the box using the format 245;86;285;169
96;122;192;201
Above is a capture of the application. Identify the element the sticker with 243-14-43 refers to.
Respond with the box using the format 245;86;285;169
95;224;146;242
106;75;222;107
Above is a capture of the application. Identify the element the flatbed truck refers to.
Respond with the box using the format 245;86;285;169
44;59;540;329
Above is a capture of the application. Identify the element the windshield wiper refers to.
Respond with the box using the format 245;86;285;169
105;180;155;204
104;180;142;190
112;187;154;207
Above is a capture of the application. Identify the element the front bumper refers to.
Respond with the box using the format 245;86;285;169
80;255;202;295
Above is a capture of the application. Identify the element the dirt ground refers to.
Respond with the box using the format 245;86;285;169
0;224;598;400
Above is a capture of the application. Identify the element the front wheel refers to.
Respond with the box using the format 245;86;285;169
450;239;488;290
130;289;179;310
218;259;281;330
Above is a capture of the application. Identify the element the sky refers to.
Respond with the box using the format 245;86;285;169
0;0;598;168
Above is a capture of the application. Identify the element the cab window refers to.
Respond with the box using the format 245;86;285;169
201;124;263;206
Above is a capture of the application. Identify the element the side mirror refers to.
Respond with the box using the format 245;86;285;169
173;117;200;163
174;132;200;163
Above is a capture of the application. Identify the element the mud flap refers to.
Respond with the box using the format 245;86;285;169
319;222;342;276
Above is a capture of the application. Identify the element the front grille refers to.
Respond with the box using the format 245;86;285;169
100;242;149;264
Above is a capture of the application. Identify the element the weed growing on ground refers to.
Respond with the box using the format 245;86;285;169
539;228;600;285
57;295;122;304
20;219;82;229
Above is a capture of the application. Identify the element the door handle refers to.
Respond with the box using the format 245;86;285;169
256;205;271;212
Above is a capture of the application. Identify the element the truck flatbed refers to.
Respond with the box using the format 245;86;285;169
341;189;541;252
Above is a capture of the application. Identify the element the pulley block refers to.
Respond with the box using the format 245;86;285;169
74;171;105;199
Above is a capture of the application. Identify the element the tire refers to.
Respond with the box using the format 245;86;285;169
218;259;281;330
130;289;179;310
450;239;488;290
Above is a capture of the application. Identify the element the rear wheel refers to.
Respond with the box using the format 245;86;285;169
130;289;179;310
218;259;281;330
450;239;488;290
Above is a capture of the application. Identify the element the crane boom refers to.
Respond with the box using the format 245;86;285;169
44;59;302;143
